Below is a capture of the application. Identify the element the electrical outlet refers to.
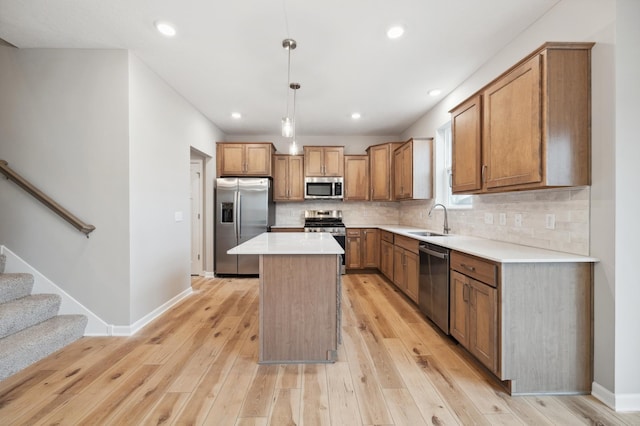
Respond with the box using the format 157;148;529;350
515;213;523;227
484;213;494;225
546;214;556;229
499;213;506;226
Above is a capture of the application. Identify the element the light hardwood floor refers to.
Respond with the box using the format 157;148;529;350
1;274;638;425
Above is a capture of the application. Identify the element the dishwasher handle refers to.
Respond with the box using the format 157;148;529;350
419;245;449;259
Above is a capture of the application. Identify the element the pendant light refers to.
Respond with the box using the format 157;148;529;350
289;83;300;155
281;39;297;137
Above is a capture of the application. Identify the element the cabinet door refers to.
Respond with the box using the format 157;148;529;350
287;156;304;200
323;147;344;176
304;147;325;176
369;144;392;201
404;250;419;303
346;230;362;269
344;156;369;201
219;144;246;176
450;271;470;346
380;240;394;280
273;155;289;201
393;147;404;199
245;144;272;175
483;55;542;189
469;279;498;373
401;143;413;199
451;95;483;193
362;229;379;268
393;246;405;290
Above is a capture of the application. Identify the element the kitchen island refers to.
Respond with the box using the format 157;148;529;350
228;232;344;363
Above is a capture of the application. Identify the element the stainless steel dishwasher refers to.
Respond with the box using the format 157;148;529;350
418;242;451;335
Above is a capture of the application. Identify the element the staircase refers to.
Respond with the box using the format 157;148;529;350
0;253;87;381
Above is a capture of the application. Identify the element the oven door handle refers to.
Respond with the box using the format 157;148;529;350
419;246;448;259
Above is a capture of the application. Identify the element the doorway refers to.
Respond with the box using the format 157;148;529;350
190;158;204;275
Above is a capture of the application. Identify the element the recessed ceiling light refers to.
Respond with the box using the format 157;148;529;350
428;89;442;96
155;21;176;37
231;112;242;119
387;26;405;39
351;113;361;120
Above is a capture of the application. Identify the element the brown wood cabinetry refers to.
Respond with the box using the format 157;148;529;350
392;235;419;303
344;155;369;201
450;42;594;194
273;155;304;202
379;231;394;280
346;228;379;270
393;138;433;200
217;143;275;177
450;250;593;394
367;142;403;201
270;227;304;232
304;146;344;177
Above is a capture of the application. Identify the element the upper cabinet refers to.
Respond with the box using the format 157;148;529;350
344;155;369;201
393;138;433;200
367;142;403;201
451;42;594;194
304;146;344;177
217;142;275;177
273;155;304;202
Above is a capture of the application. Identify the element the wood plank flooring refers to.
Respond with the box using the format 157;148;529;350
1;273;638;425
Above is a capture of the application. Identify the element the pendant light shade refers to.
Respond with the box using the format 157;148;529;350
281;39;297;137
289;82;300;154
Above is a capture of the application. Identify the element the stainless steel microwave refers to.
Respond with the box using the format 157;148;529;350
304;177;344;200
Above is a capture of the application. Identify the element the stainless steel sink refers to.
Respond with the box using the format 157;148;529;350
407;231;446;237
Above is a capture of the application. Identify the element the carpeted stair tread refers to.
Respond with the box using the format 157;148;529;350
0;273;34;304
0;294;62;339
0;315;87;381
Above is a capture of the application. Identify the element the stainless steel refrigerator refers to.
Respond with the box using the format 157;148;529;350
215;177;275;275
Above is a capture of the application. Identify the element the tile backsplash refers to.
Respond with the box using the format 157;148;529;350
274;187;590;256
400;187;590;256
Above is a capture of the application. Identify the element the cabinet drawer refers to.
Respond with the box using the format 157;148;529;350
347;229;361;237
450;251;498;287
380;230;394;243
394;235;419;254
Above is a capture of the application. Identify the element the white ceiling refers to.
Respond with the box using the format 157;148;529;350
0;0;559;136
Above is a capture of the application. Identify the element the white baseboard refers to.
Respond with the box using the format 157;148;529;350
110;287;193;336
204;270;214;278
1;246;110;335
1;245;194;337
592;381;640;412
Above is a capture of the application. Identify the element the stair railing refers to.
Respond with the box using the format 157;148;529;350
0;160;96;236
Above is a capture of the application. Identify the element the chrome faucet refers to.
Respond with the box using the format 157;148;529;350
428;203;450;234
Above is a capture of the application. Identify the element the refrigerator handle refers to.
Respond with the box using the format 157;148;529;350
236;191;241;238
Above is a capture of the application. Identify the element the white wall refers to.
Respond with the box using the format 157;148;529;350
613;0;640;408
0;47;132;325
127;53;222;323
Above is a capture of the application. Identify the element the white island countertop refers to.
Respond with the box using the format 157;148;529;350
228;232;344;255
351;224;598;263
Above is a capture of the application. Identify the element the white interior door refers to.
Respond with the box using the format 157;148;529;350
190;160;203;275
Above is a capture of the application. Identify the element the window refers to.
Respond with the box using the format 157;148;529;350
435;121;472;208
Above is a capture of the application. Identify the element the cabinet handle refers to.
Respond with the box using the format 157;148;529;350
461;263;476;272
482;164;487;183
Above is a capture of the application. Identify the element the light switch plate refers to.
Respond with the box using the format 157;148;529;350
545;214;556;229
484;213;494;225
499;213;506;226
174;211;184;222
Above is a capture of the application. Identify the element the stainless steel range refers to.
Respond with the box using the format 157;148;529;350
304;210;346;274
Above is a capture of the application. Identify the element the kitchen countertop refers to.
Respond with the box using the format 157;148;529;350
351;224;598;263
228;232;344;255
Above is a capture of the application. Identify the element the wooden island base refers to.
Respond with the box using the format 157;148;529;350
259;254;340;363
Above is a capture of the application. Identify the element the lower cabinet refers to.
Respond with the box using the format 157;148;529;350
450;270;498;374
346;228;379;270
379;236;394;281
392;235;419;303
